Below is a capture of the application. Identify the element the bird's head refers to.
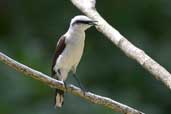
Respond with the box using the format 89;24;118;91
70;15;97;31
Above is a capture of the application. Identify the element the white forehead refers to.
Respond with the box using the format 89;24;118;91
70;15;92;24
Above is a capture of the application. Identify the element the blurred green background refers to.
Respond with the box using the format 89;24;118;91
0;0;171;114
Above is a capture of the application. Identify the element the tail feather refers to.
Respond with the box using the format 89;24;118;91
54;89;64;108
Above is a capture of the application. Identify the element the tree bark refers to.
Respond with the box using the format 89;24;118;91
0;52;144;114
70;0;171;89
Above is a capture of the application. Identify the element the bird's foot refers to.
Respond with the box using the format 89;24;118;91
80;85;88;96
63;81;67;91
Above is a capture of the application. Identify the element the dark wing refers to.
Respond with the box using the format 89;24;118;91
51;36;66;76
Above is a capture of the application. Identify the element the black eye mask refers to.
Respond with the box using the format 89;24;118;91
72;20;97;26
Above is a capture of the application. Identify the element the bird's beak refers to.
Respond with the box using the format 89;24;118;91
89;20;98;26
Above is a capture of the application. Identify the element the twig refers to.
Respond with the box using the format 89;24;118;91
0;52;144;114
70;0;171;89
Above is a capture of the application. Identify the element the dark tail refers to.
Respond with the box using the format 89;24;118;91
54;89;64;108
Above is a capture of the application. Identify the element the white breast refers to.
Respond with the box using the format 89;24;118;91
54;30;85;78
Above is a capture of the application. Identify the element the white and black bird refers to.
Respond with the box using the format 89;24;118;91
51;15;97;108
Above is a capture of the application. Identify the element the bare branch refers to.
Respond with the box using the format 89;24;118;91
0;52;144;114
70;0;171;89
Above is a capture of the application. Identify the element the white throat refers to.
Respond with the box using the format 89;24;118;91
67;25;86;40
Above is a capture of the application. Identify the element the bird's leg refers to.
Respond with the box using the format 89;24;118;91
57;69;67;91
72;73;87;94
63;81;67;91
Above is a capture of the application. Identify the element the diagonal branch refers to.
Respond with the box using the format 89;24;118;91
70;0;171;89
0;52;144;114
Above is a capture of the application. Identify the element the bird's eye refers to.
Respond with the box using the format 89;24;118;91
73;20;91;26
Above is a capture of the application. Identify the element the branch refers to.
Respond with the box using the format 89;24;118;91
0;52;144;114
70;0;171;89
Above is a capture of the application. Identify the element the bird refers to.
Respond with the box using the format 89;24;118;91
51;15;97;108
